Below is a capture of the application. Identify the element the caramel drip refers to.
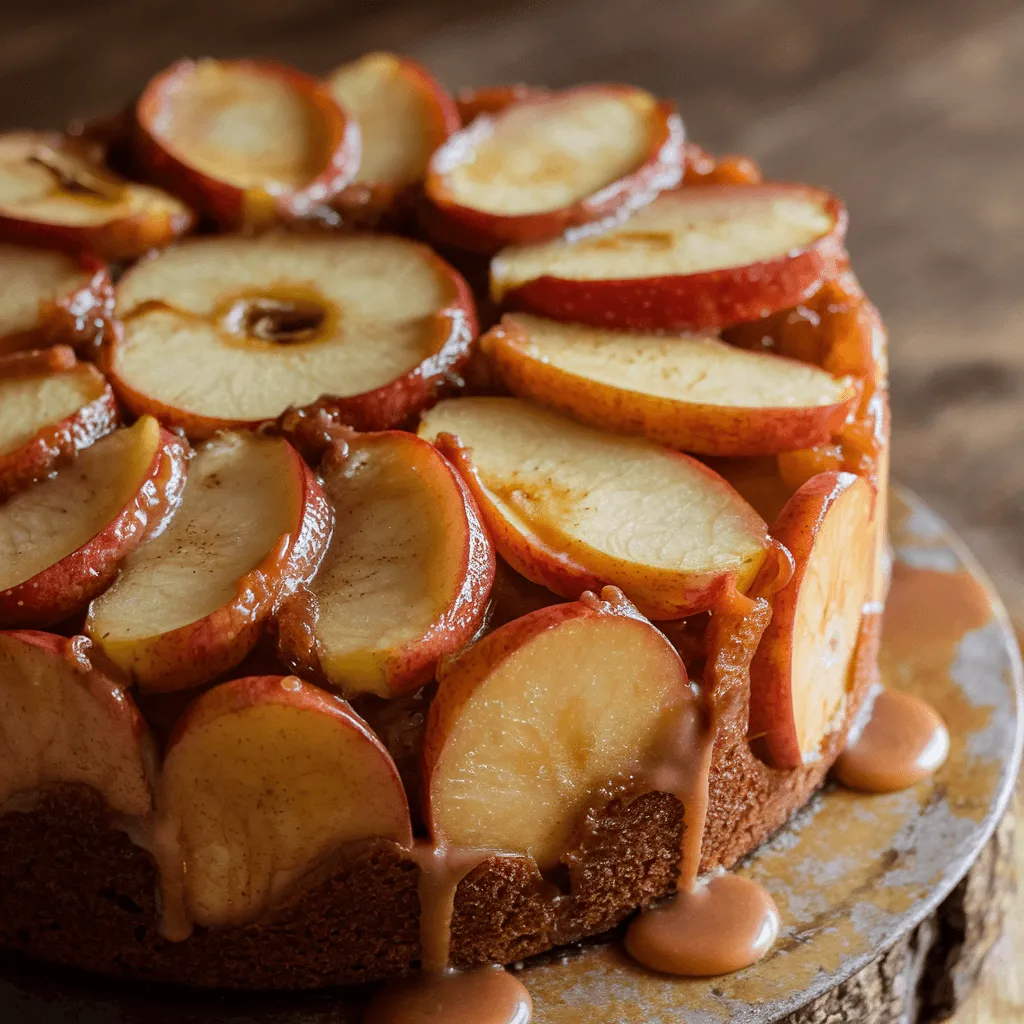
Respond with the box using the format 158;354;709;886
409;841;493;971
625;583;780;975
834;688;949;793
133;813;193;942
363;964;532;1024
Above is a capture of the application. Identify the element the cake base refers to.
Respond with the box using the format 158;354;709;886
0;485;1019;1022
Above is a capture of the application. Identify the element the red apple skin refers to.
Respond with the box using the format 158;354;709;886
135;59;360;230
329;55;461;227
0;348;120;501
0;133;195;261
164;674;413;847
422;85;685;253
496;185;848;332
747;471;874;770
0;252;115;358
0;423;189;628
454;84;553;125
103;444;333;694
279;432;495;697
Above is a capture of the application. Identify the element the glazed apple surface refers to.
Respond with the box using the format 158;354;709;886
749;471;875;769
423;84;683;251
0;244;112;354
0;630;156;815
0;131;193;259
423;589;693;868
86;431;331;692
0;416;187;627
104;233;476;438
0;347;118;499
157;675;412;931
481;313;859;456
136;58;358;228
278;431;493;698
419;397;769;618
491;184;845;330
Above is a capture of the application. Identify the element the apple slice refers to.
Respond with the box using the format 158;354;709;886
491;184;847;330
482;313;859;456
423;85;684;252
423;588;692;868
0;630;157;814
0;346;119;500
0;131;193;260
419;397;769;618
0;244;113;356
0;416;188;627
325;52;459;222
86;432;331;693
136;58;359;229
104;233;477;440
748;471;875;769
278;431;494;698
157;675;412;931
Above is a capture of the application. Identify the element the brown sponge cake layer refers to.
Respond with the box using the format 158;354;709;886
0;613;879;989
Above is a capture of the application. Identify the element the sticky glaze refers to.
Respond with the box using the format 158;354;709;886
625;872;780;976
363;964;532;1024
834;688;949;793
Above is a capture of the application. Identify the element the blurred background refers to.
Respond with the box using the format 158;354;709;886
2;0;1021;623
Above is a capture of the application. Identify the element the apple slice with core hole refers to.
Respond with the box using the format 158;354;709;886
104;233;476;440
423;85;684;252
419;397;769;618
157;674;412;931
0;416;188;627
748;471;875;769
482;313;860;456
86;432;332;693
0;131;193;260
278;431;494;698
136;59;359;229
325;52;459;222
0;346;119;500
491;184;847;330
0;244;113;355
0;630;157;814
423;588;692;868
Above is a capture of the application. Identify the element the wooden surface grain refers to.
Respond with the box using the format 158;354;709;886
0;0;1021;1018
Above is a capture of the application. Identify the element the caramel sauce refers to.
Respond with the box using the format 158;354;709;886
834;688;950;793
625;584;781;977
363;964;532;1024
833;562;990;794
625;872;780;976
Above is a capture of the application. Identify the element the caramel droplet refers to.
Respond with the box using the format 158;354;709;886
363;966;532;1024
625;873;779;976
833;689;949;793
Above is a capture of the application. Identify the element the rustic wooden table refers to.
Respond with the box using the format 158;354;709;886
1;0;1021;1018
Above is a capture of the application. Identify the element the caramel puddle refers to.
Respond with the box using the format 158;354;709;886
625;872;780;976
834;688;949;793
363;964;532;1024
